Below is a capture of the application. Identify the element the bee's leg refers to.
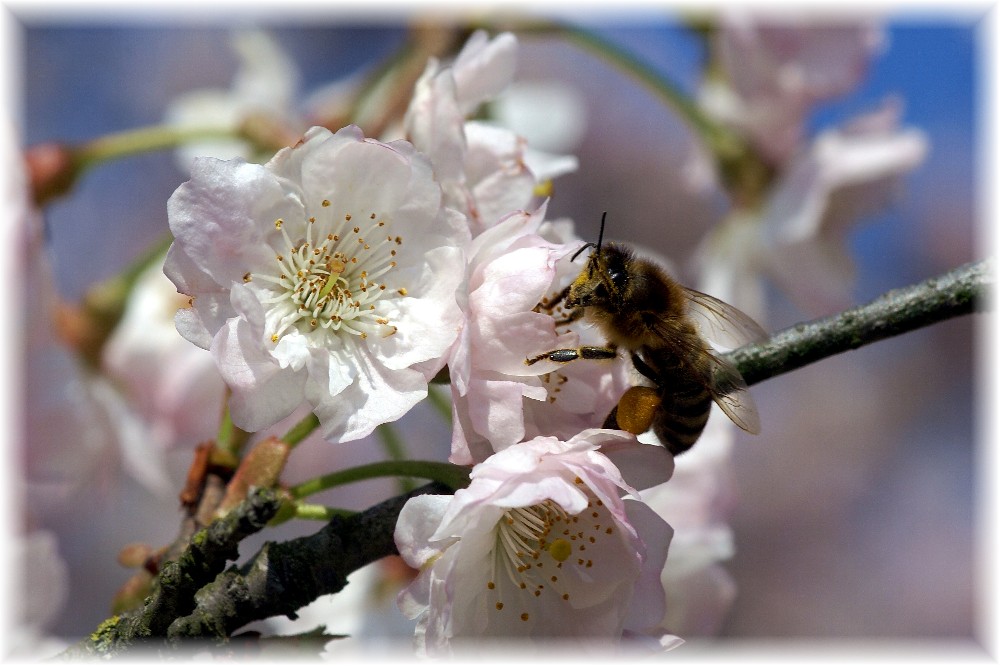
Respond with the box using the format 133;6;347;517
630;352;661;386
535;284;571;313
535;286;584;326
525;344;617;366
553;307;584;327
602;404;620;429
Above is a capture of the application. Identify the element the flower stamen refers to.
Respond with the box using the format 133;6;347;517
258;206;404;344
487;498;605;616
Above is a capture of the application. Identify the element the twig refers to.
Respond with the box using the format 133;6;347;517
726;258;993;386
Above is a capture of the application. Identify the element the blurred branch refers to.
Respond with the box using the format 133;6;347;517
557;27;746;162
495;19;751;168
26;123;282;207
72;125;235;173
727;258;993;386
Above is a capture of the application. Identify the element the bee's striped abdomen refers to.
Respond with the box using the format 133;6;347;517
642;347;714;456
652;380;713;456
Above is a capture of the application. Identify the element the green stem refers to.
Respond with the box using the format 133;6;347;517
376;424;416;493
215;394;251;459
72;124;238;173
216;400;237;453
281;413;320;448
513;21;747;162
426;384;453;423
288;460;471;499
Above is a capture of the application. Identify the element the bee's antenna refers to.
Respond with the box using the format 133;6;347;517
571;242;593;262
570;211;610;264
597;211;607;252
570;211;610;263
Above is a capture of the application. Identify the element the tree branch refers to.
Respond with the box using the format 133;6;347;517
726;258;992;386
166;481;452;641
68;488;282;657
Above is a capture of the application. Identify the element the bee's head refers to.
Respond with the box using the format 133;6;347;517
565;213;631;311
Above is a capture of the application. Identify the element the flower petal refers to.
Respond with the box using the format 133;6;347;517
214;318;306;431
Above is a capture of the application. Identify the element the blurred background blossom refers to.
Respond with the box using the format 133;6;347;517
164;29;303;168
6;4;982;651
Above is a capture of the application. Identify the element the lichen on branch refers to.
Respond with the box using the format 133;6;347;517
166;482;452;641
65;488;282;657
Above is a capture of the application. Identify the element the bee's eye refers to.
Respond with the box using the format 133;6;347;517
605;255;628;293
607;267;625;288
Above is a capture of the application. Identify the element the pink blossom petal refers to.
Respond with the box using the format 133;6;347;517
465;377;529;451
395;432;671;652
396;494;454;567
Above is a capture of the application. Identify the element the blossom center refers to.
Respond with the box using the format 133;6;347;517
486;495;615;621
251;209;404;343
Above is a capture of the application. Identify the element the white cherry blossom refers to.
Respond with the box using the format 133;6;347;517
395;429;674;654
165;29;301;167
165;124;467;442
445;205;630;465
518;219;635;443
446;203;568;464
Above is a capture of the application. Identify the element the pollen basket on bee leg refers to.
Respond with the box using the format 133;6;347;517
614;386;662;435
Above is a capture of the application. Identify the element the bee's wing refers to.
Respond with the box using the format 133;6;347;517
682;287;767;350
648;314;762;436
706;351;761;434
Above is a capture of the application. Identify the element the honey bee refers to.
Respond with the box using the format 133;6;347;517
526;214;766;455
